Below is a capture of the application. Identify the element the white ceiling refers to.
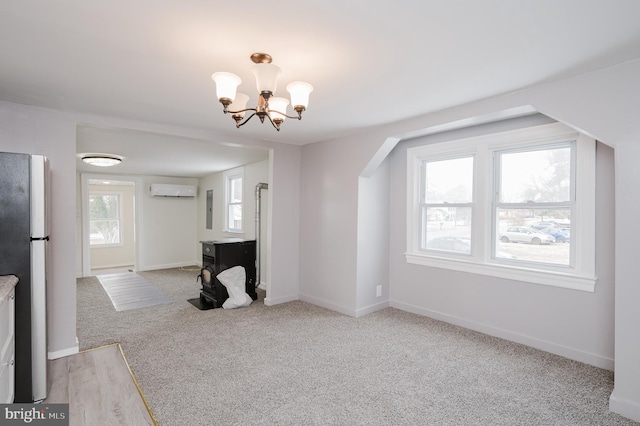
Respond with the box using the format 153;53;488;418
1;1;640;177
75;125;270;177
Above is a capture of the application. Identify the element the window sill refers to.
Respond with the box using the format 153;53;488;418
223;229;244;234
405;252;596;292
90;243;125;249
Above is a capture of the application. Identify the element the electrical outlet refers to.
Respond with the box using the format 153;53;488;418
376;285;382;297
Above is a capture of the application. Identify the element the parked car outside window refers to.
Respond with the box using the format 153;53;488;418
539;227;570;243
531;221;560;230
499;226;555;245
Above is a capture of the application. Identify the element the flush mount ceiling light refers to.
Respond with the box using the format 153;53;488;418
212;53;313;131
81;154;122;167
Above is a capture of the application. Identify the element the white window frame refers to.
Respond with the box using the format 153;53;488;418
88;191;124;248
406;122;596;292
223;167;244;233
419;153;476;256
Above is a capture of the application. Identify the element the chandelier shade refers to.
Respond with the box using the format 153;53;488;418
211;53;313;131
286;81;314;110
252;63;281;94
268;97;290;122
228;93;250;118
211;72;241;103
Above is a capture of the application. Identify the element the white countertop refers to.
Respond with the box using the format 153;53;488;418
0;275;18;301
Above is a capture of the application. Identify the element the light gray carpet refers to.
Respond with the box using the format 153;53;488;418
96;271;171;311
77;268;637;426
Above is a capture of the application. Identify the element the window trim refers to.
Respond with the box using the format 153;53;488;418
420;154;476;255
223;167;244;233
406;122;596;292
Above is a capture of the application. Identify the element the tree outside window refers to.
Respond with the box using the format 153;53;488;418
89;193;121;245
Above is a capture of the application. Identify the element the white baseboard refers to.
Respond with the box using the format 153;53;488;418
264;293;298;306
48;343;79;360
390;299;614;371
276;293;388;318
137;261;199;271
355;300;389;317
298;293;356;317
610;390;640;422
91;262;134;270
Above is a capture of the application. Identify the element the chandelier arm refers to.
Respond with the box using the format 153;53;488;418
268;109;302;120
227;107;257;115
265;113;281;131
236;112;258;128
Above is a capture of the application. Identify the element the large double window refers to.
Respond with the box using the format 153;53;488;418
407;123;596;291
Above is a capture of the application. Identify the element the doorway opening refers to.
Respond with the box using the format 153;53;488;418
81;176;139;276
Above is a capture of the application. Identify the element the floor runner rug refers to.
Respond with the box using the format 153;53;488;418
97;271;171;311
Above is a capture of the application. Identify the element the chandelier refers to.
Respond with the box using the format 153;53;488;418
211;53;313;131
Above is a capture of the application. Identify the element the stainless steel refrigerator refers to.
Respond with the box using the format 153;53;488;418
0;152;48;403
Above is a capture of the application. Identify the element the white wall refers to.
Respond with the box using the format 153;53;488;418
3;54;639;422
0;102;78;357
299;139;360;314
355;159;390;316
266;147;300;304
77;174;199;274
137;175;199;270
387;116;614;369
196;159;269;281
299;58;640;421
0;102;302;361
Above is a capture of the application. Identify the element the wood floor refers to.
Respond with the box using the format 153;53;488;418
47;343;157;426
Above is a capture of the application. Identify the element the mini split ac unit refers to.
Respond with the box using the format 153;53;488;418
150;183;197;198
